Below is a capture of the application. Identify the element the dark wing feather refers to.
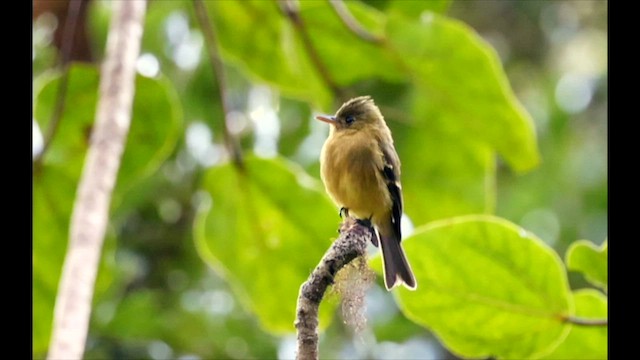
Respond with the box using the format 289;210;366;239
380;141;403;240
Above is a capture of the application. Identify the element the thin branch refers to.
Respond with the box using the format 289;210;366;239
278;0;350;102
327;0;383;44
295;218;372;360
34;0;84;167
193;0;244;170
47;1;147;359
562;316;608;327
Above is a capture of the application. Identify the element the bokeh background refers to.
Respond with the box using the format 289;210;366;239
33;1;607;359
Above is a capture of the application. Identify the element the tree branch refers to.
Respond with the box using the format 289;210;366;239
47;1;147;359
327;0;383;44
295;217;372;360
34;0;84;168
278;0;350;102
193;0;244;170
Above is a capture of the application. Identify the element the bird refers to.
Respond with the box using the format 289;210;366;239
316;96;417;291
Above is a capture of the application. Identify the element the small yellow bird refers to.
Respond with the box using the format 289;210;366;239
316;96;416;291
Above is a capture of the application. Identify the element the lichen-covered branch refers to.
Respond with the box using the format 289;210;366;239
47;1;146;359
295;218;372;360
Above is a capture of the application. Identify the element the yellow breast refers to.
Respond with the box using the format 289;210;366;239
320;130;391;220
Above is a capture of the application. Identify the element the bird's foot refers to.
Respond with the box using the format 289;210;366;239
339;207;350;219
354;217;379;247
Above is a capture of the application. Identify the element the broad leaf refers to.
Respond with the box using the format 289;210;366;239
206;0;332;109
566;239;607;292
386;13;539;173
195;155;340;333
376;215;571;359
385;12;539;224
34;64;182;203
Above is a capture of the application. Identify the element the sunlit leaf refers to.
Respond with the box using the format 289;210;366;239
379;12;538;225
566;239;607;292
300;1;404;86
386;0;452;18
207;0;332;109
34;64;182;207
195;155;340;333
541;289;607;360
373;215;571;359
387;13;539;173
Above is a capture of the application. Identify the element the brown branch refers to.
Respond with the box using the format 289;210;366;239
278;0;350;102
47;1;147;359
193;0;244;170
327;0;383;44
33;0;84;168
295;218;372;360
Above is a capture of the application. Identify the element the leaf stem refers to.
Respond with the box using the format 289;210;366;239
561;315;608;327
193;0;244;170
327;0;383;44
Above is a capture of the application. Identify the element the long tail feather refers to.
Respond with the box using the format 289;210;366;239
379;232;416;290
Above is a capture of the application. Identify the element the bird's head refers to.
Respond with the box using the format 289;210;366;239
315;96;385;132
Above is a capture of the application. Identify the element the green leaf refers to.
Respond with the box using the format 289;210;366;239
33;64;182;207
380;215;571;359
566;240;608;292
386;13;539;173
207;0;332;109
541;289;607;360
379;13;538;224
300;1;405;86
396;124;496;222
32;166;77;354
32;64;181;355
386;0;452;18
195;155;340;333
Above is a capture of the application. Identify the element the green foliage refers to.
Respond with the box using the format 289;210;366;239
32;1;606;359
541;289;607;360
195;156;339;333
378;216;572;359
32;64;181;355
566;239;608;292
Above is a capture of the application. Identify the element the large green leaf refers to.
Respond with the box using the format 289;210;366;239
195;155;340;333
300;1;404;86
32;64;181;355
32;166;78;354
541;289;607;360
206;0;332;109
386;13;539;173
566;239;607;292
384;12;539;224
386;0;452;17
34;64;182;206
375;215;571;359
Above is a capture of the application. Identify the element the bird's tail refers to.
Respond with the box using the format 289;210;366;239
379;231;417;290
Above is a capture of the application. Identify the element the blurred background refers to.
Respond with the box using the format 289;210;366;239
33;0;607;359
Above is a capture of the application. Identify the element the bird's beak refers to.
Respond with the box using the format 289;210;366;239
315;115;336;124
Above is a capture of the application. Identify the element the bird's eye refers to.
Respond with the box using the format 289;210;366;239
345;115;355;125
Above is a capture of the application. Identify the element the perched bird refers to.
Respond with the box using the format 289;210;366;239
316;96;416;291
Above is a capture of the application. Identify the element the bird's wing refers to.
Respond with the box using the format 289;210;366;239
379;141;403;241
